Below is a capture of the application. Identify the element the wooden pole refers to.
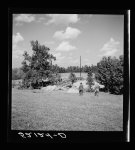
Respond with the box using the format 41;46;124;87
80;56;81;78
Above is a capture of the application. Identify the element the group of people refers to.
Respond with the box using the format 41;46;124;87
79;82;100;96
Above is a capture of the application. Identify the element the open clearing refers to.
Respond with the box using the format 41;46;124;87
11;88;123;131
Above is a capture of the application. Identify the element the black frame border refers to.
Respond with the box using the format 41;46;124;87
7;8;129;143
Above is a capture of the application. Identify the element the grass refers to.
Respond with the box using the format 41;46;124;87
11;88;123;131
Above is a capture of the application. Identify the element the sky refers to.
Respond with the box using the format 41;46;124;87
12;14;124;68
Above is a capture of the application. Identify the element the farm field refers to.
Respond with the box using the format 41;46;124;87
11;88;123;131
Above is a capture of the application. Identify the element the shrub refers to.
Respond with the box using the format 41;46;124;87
87;70;94;92
69;72;77;84
97;56;123;95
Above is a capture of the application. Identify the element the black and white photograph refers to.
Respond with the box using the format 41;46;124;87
8;9;130;142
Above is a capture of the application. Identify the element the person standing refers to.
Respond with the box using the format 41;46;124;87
79;82;84;96
94;82;100;96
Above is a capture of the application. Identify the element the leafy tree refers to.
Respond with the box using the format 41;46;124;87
83;65;89;72
97;55;123;94
51;64;59;73
109;55;123;94
69;72;77;84
87;69;94;92
60;67;66;73
21;40;56;88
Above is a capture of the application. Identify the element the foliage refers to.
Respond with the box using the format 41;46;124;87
97;55;123;94
21;40;56;89
48;73;62;85
69;72;77;84
87;70;94;92
51;64;66;73
49;65;92;73
12;68;24;80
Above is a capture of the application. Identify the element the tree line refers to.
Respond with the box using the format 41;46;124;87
12;40;123;94
12;65;95;80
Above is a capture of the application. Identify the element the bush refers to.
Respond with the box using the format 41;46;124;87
69;72;77;84
48;73;62;85
87;70;94;91
97;56;123;95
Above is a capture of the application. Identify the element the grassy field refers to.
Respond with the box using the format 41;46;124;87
11;88;123;131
